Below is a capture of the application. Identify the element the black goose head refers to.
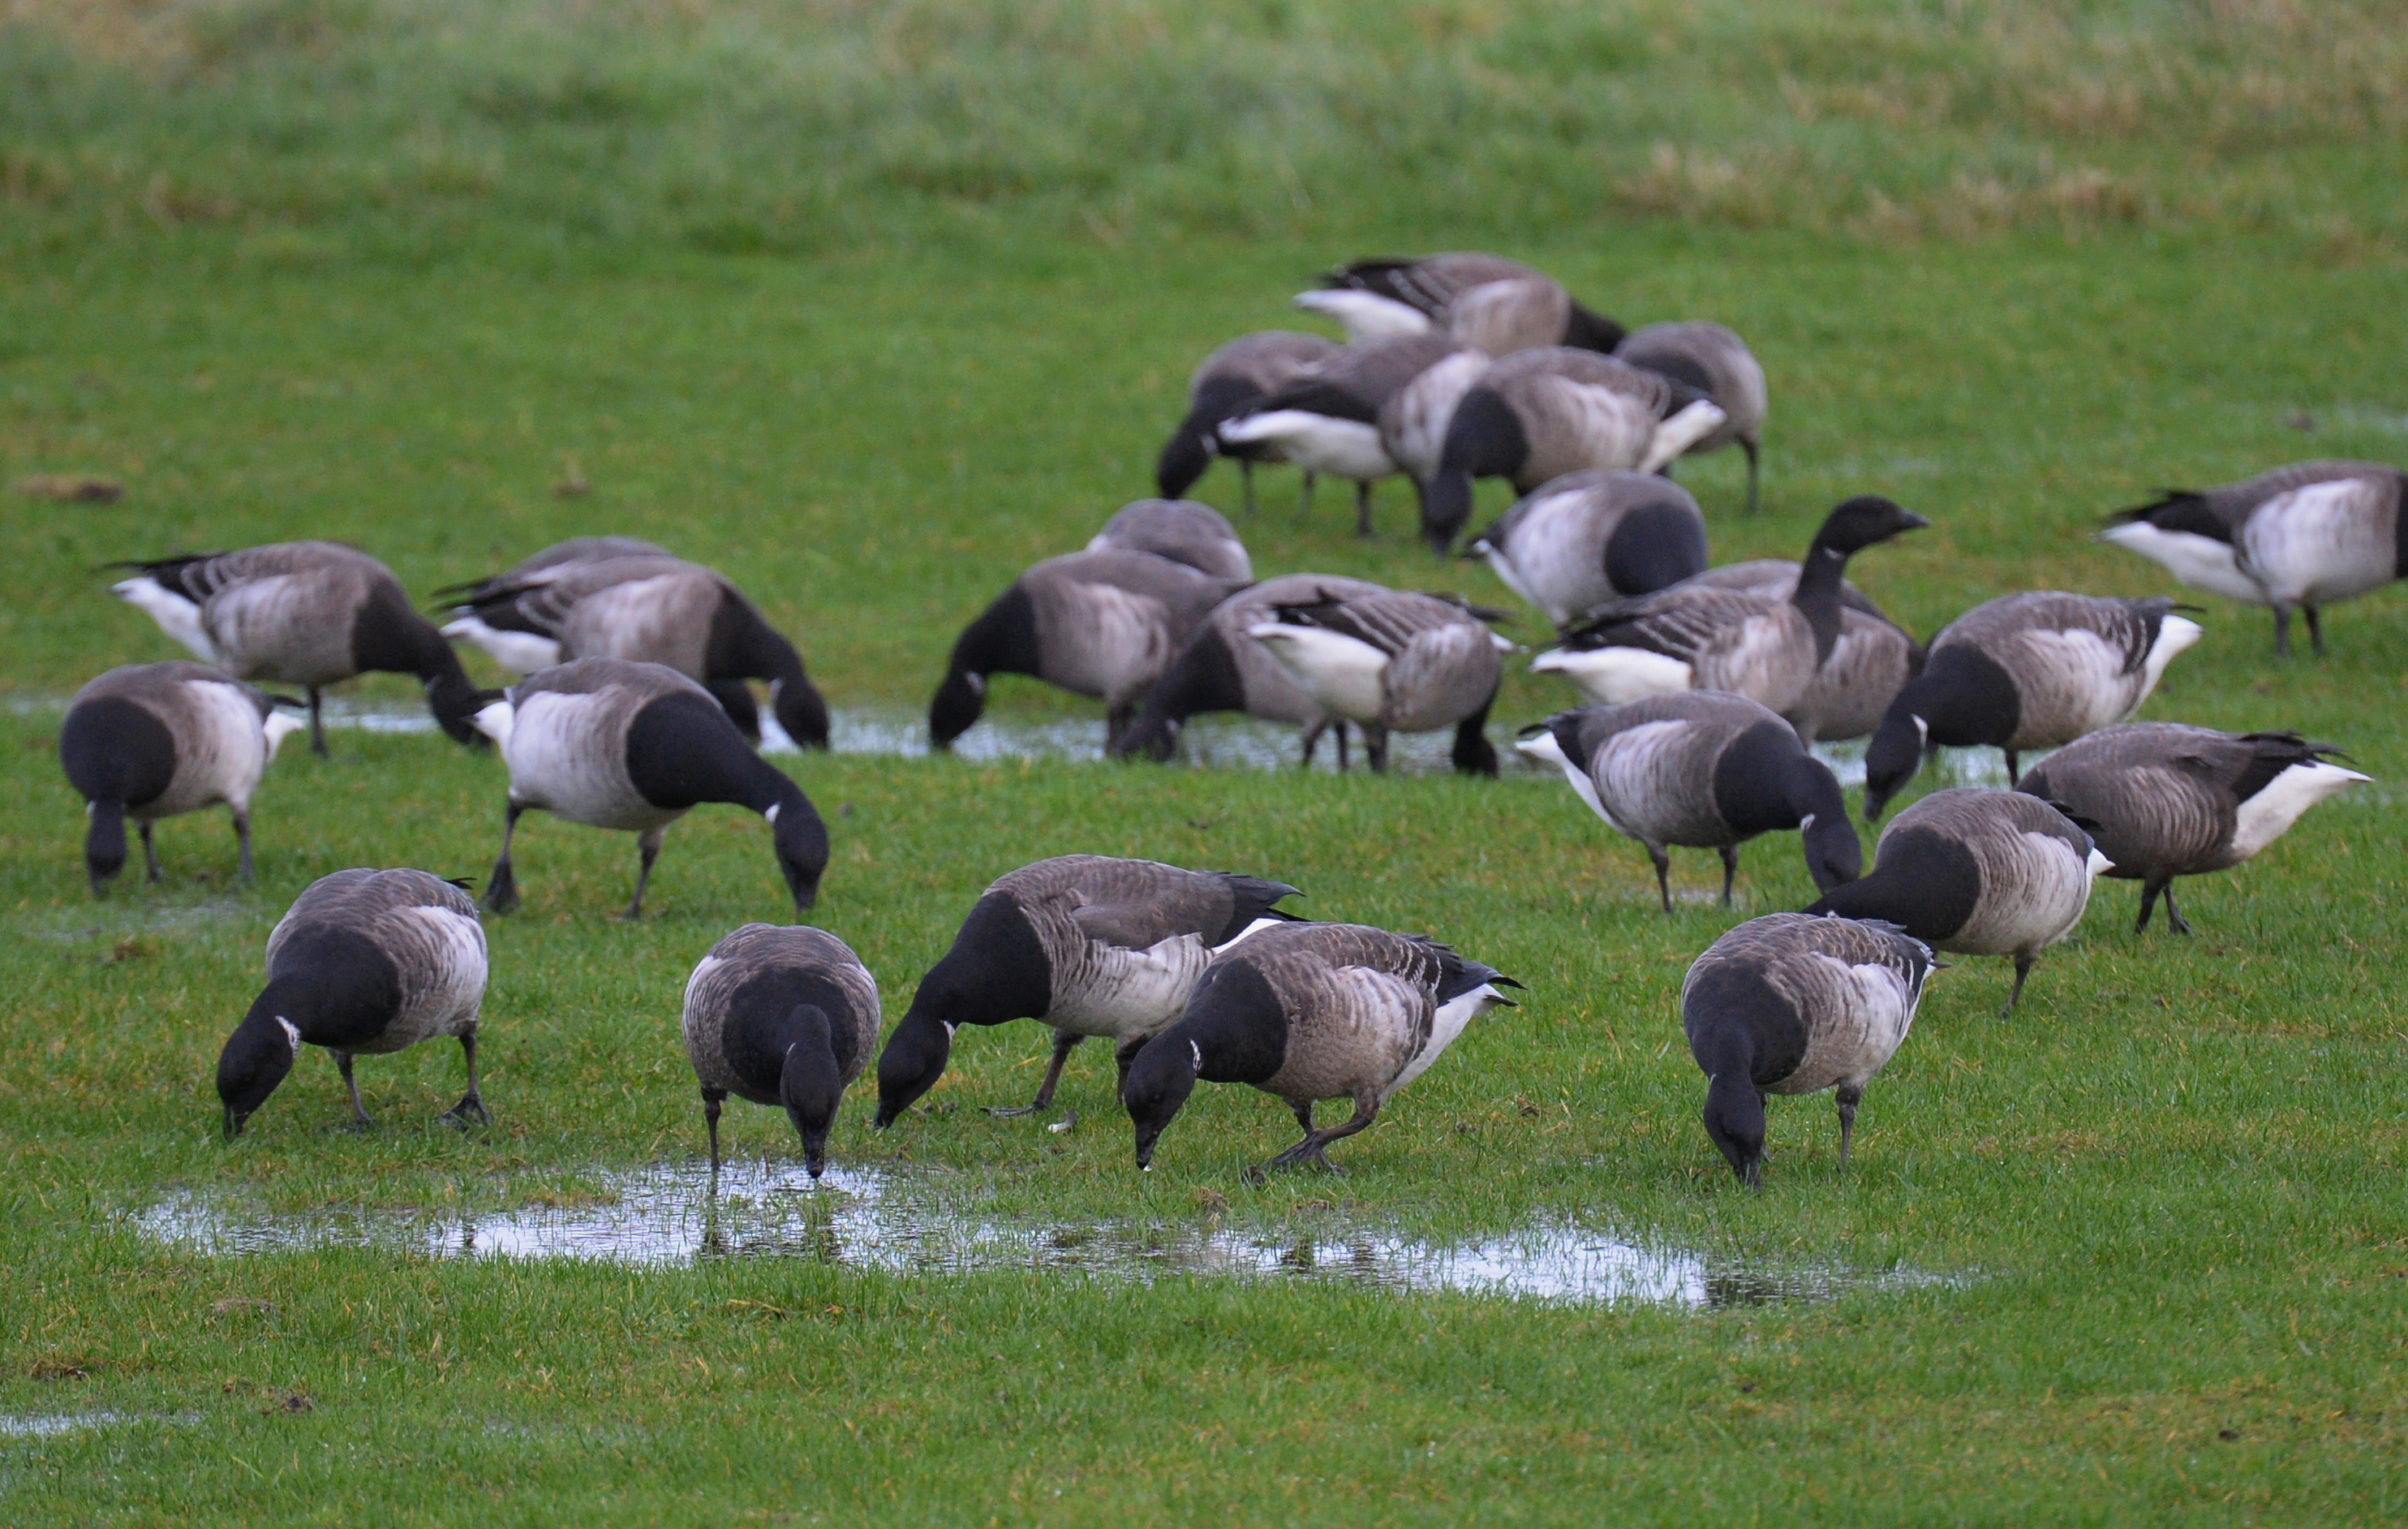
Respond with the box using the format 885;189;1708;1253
873;892;1051;1126
58;694;178;896
768;791;830;913
1124;957;1285;1169
1701;1071;1768;1189
1122;1032;1202;1172
217;930;399;1139
777;1005;845;1178
1424;388;1530;551
1808;496;1929;558
930;583;1040;750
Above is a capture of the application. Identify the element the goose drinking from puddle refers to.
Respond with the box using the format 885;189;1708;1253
1294;254;1624;355
1463;469;1711;627
1245;584;1504;775
1155;332;1340;514
216;868;488;1138
683;924;881;1176
59;662;305;895
873;856;1301;1127
1122;921;1520;1176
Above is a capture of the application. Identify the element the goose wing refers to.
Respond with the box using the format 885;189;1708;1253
118;542;377;605
1559;584;1782;663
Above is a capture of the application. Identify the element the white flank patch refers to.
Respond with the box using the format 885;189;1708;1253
1246;622;1390;721
114;577;216;662
471;700;516;747
1290;289;1432;339
2097;523;2267;605
2139;615;2204;696
1385;984;1511;1101
1528;646;1693;705
2236;478;2397;605
1516;732;1611;825
2231;760;2371;860
1216;412;1393;480
1637;399;1731;474
442;616;563;677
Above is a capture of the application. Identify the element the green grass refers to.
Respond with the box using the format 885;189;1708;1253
5;2;2408;1523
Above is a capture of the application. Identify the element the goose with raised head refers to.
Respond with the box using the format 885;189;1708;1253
1417;349;1730;551
111;541;490;755
1155;331;1340;512
1860;592;2203;820
1682;913;1934;1187
471;658;829;920
1215;334;1472;536
59;662;305;894
441;551;830;749
682;924;880;1175
1614;322;1769;513
1464;470;1710;627
1805;788;2108;1014
2014;725;2368;934
1109;573;1387;769
1516;695;1861;911
1121;920;1520;1175
2101;459;2406;656
1087;498;1253;582
873;856;1301;1127
215;868;488;1138
1294;254;1624;354
1244;584;1504;775
1529;497;1927;739
930;549;1241;750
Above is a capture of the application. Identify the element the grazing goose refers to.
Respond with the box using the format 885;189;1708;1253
1155;331;1340;511
1109;573;1387;768
1614;322;1769;513
1860;592;2203;820
59;662;305;894
1805;788;2108;1014
682;924;880;1175
1516;695;1861;911
1464;470;1710;627
112;541;489;754
1215;334;1471;536
930;549;1241;749
1087;498;1253;582
1678;560;1922;743
1418;349;1731;551
1245;584;1504;775
471;658;829;919
2015;726;2368;934
872;857;1301;1126
215;868;488;1138
1683;913;1935;1187
2101;459;2407;657
441;552;831;750
1529;497;1928;738
1294;254;1624;353
1121;920;1520;1174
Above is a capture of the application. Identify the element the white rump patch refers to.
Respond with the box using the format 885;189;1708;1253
1291;289;1433;339
2139;616;2203;696
2097;523;2266;605
2086;848;2113;877
2231;760;2370;860
1247;622;1390;721
114;577;216;662
1386;984;1512;1101
442;616;562;677
471;701;516;747
1515;731;1611;825
1529;646;1693;705
1212;916;1285;955
1216;412;1393;480
1638;399;1730;474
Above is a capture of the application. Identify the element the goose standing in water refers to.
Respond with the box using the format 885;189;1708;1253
215;868;488;1137
2015;726;2368;933
1155;332;1339;513
1805;788;2108;1014
873;857;1301;1127
682;924;880;1175
471;658;829;919
1245;584;1504;775
1122;920;1520;1175
2101;459;2406;656
1860;592;2202;820
930;549;1241;750
59;662;305;894
1215;334;1472;536
1463;470;1711;627
1682;913;1935;1187
1516;695;1861;911
112;541;490;754
1615;322;1769;513
1087;499;1253;581
1294;254;1624;354
441;550;831;749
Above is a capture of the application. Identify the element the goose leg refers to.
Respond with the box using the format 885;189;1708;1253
1241;459;1257;518
232;808;254;885
1741;437;1761;515
990;1030;1084;1117
1355;480;1374;537
2135;877;2165;934
1106;702;1134;751
1718;844;1741;907
2161;881;2193;937
2272;605;2293;658
441;1030;491;1127
2002;747;2020;784
1300;718;1327;768
1253;1092;1379;1179
483;802;523;915
1299;469;1317;521
1113;1035;1146;1103
622;828;665;920
1835;1083;1863;1167
2305;605;2325;657
2003;950;2036;1017
1335;722;1351;773
703;1088;726;1172
307;686;326;757
1364;723;1390;774
1649;844;1674;913
335;1052;375;1131
140;821;162;883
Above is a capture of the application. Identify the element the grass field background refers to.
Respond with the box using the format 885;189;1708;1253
3;2;2406;1523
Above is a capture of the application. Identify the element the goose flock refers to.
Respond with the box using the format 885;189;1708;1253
61;249;2389;1184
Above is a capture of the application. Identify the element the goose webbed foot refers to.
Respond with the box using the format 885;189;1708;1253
1047;1110;1077;1135
991;1032;1081;1117
439;1094;491;1129
2162;882;2193;937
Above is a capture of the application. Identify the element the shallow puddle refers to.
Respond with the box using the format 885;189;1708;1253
134;1162;1953;1309
0;1411;196;1440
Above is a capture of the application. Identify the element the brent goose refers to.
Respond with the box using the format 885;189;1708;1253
1529;497;1927;736
1516;694;1860;910
112;541;490;754
2015;725;2369;933
1109;573;1388;768
1418;349;1731;551
1679;560;1922;743
2101;459;2406;656
59;662;305;894
1245;584;1503;774
930;549;1241;749
216;868;488;1137
1294;254;1624;353
1683;913;1935;1187
471;657;829;919
441;551;831;749
873;856;1300;1126
1614;322;1769;512
1463;469;1710;627
1806;788;2108;1013
682;924;880;1175
1121;920;1520;1174
1860;592;2202;820
1087;498;1253;581
1155;331;1340;511
1215;334;1472;536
